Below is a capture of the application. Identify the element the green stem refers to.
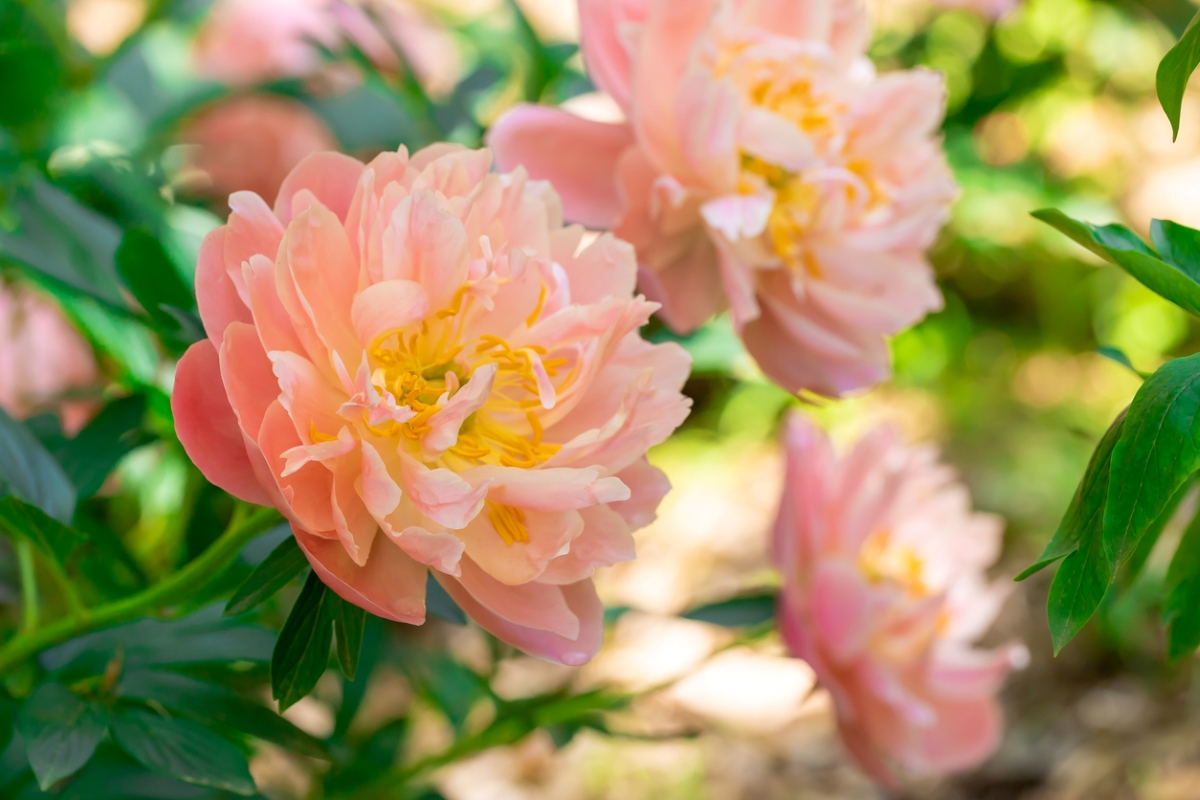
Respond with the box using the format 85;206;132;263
0;505;281;676
16;540;38;632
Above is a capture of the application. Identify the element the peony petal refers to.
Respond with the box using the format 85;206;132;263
173;340;271;505
421;363;496;460
453;556;580;639
488;105;635;229
812;559;873;664
196;228;253;343
282;204;363;365
274;151;364;224
219;321;279;442
257;400;336;534
436;570;604;666
350;279;430;349
295;527;427;624
465;465;629;512
389;526;464;575
399;452;489;529
577;0;647;111
331;450;379;567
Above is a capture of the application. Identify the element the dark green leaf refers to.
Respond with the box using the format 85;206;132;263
1164;509;1200;659
119;669;329;760
0;177;125;307
682;593;777;627
1120;476;1194;587
1048;520;1113;655
52;395;152;499
271;571;334;712
1151;219;1200;282
1096;347;1147;379
329;595;366;681
114;229;196;333
0;495;87;566
425;573;465;625
1017;411;1126;581
1032;209;1200;315
225;535;307;616
531;690;627;728
1157;8;1200;140
335;615;384;738
42;606;275;677
1105;354;1200;571
0;406;76;523
421;656;484;731
109;705;255;795
18;683;108;790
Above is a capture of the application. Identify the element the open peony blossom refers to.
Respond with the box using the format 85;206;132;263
0;283;98;436
489;0;957;397
180;95;339;203
193;0;460;95
772;413;1026;783
172;144;691;665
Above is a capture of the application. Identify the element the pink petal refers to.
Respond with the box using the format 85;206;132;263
399;452;489;529
454;556;580;639
384;190;470;310
195;228;252;343
281;204;363;364
389;526;465;575
219;321;279;442
539;504;635;584
268;350;345;439
243;254;306;355
436;570;604;666
421;363;496;460
350;279;430;349
608;458;670;529
488;105;634;229
465;465;629;512
274;151;364;224
812;559;874;664
738;107;814;172
295;527;427;624
558;232;638;306
701;191;774;242
331;451;379;567
577;0;647;111
172;340;271;505
456;507;584;585
257;399;336;534
358;439;402;518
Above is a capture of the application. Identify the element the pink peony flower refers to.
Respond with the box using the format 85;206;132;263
171;144;692;665
489;0;957;397
192;0;341;86
0;284;98;436
180;95;340;204
772;413;1026;783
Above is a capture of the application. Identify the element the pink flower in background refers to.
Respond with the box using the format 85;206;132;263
0;284;98;436
180;95;340;203
772;413;1026;783
193;0;461;96
192;0;340;86
489;0;956;397
172;144;691;665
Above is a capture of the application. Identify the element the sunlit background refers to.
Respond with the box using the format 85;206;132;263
24;0;1200;796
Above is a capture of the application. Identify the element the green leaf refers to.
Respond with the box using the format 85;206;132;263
1158;8;1200;141
1032;209;1200;316
119;669;330;760
54;291;160;386
271;571;335;712
1048;520;1113;655
421;656;484;731
682;593;777;627
18;683;108;790
114;229;196;335
0;177;125;307
335;614;384;738
1150;219;1200;282
329;594;366;681
1104;354;1200;571
0;406;76;523
0;495;87;566
1164;509;1200;659
1096;347;1148;379
43;606;276;677
1120;476;1194;588
51;395;152;499
225;535;307;616
109;705;255;795
425;573;466;625
1017;412;1126;581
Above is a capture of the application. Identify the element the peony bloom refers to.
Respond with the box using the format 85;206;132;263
489;0;957;397
772;413;1026;783
192;0;340;86
0;283;98;436
193;0;460;95
172;144;691;665
180;95;340;204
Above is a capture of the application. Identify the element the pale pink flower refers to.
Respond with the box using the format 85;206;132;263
192;0;340;86
180;95;340;203
489;0;957;397
193;0;460;96
773;413;1026;783
0;284;98;436
172;145;691;665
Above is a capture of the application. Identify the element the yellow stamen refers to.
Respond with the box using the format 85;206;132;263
487;501;529;545
526;283;547;327
309;421;338;443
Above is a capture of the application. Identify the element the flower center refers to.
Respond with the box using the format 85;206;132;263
858;530;929;597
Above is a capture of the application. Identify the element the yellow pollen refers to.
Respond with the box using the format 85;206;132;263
309;421;338;443
487;501;529;545
526;283;547;327
859;531;928;596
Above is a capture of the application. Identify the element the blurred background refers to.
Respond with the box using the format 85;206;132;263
7;0;1200;797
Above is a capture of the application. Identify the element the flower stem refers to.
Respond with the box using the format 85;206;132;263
0;505;282;677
